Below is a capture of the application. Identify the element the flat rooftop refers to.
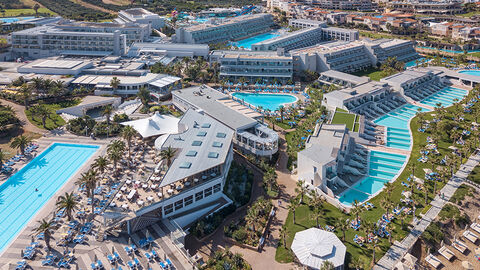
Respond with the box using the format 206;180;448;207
291;40;363;55
382;69;431;84
211;50;292;60
319;70;369;85
184;13;271;32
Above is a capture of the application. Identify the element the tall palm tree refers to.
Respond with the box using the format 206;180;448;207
380;197;393;218
102;105;113;126
349;257;365;270
75;169;98;212
336;217;349;241
92;156;109;176
351;200;363;222
320;260;335;270
36;104;50;129
278;105;286;121
295;179;308;204
10;135;32;155
137;86;150;108
279;226;287;248
245;207;258;237
33;3;40;17
110;77;121;92
32;219;54;250
121;125;136;160
19;83;32;108
312;208;323;228
0;150;5;171
56;192;78;221
160;146;177;167
288;198;299;224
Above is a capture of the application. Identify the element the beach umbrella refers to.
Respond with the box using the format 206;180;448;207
462;261;473;270
21;249;24;258
475;247;480;255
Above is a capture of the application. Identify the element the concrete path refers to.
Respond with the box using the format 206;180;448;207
374;150;480;270
0;99;45;134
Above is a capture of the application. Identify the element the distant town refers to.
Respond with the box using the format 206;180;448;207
1;1;480;270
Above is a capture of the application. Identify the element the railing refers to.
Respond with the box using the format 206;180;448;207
169;220;198;269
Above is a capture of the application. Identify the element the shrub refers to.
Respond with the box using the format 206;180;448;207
232;228;247;242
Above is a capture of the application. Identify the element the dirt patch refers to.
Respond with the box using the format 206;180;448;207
102;0;130;5
70;0;116;13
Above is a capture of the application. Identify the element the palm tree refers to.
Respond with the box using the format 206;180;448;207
351;200;363;222
279;226;287;248
19;83;32;108
75;169;98;212
295;179;308;204
33;3;40;17
92;156;109;176
102;105;113;126
56;192;78;221
160;146;177;167
288;198;299;224
278;105;286;121
384;182;394;197
36;104;50;129
232;253;244;268
110;76;121;92
336;217;349;241
10;135;32;155
349;257;365;270
107;140;125;171
380;197;393;218
320;260;335;270
312;208;323;228
245;207;258;237
32;219;54;250
121;125;136;160
137;86;150;108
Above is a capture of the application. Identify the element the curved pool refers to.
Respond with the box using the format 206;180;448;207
459;70;480;76
231;92;297;111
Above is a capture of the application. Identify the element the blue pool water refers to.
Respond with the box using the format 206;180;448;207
338;150;406;206
0;143;98;253
231;31;281;49
405;57;430;68
417;46;480;54
459;70;480;77
231;92;297;111
420;86;468;108
0;16;35;23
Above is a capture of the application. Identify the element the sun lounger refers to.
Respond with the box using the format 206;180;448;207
438;246;455;261
471;223;480;234
453;240;468;253
425;254;442;269
134;258;141;267
463;230;478;243
127;261;135;269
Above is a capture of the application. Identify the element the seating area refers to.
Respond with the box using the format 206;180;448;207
351;95;406;120
1;143;38;174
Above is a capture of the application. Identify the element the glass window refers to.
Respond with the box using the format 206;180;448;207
216;132;227;138
201;123;211;128
213;183;221;193
208;152;219;158
212;141;223;148
174;200;183;210
164;204;173;215
197;131;207;137
192;141;202;146
180;162;192;169
195;191;203;201
204;187;213;197
186;150;197;157
184;195;193;206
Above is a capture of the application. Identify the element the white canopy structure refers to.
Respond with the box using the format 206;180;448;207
291;228;346;270
121;112;179;138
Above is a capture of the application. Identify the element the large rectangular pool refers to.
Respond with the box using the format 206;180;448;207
230;31;280;49
0;143;99;253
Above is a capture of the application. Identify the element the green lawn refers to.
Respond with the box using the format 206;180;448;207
449;184;474;204
276;94;478;267
458;11;480;18
0;8;56;17
331;109;356;131
25;99;80;130
352;67;389;81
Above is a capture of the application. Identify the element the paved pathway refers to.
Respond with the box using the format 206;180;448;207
374;150;480;270
0;99;45;134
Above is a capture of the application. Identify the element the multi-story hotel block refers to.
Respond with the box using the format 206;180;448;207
9;21;151;59
312;0;377;11
210;50;293;83
174;14;274;44
173;85;279;157
115;8;165;29
289;19;327;29
387;0;463;14
363;38;418;64
251;27;324;52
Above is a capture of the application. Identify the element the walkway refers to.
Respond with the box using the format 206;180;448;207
374;150;480;270
0;99;44;134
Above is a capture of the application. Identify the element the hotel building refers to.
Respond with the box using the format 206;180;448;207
174;14;274;44
387;0;463;14
115;8;165;29
363;38;418;64
106;109;235;232
251;27;324;52
312;0;376;11
209;50;293;83
173;85;279;157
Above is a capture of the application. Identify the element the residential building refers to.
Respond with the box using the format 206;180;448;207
127;43;210;58
321;27;359;42
289;19;327;29
172;85;279;157
387;0;463;14
363;38;418;64
210;50;293;83
312;0;377;11
174;14;274;44
116;8;165;29
317;70;370;88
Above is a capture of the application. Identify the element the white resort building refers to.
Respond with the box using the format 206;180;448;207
115;8;165;29
105;109;234;232
251;27;324;52
297;123;368;197
209;50;293;83
174;14;274;44
172;85;279;157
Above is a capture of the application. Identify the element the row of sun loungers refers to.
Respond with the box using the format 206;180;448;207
425;254;443;269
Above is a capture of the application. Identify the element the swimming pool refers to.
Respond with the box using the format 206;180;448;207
230;31;280;49
405;57;430;68
338;150;406;206
417;46;480;54
420;86;468;108
0;143;99;254
231;92;297;111
0;16;35;23
459;70;480;77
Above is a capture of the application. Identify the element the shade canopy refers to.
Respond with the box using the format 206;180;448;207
291;228;346;269
121;112;179;138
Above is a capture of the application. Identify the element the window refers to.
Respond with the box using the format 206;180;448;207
201;123;211;128
212;141;223;148
208;152;219;158
204;187;213;197
186;150;197;157
180;162;192;169
216;132;227;138
184;195;193;206
192;141;202;146
213;183;221;193
197;131;207;137
313;166;317;173
195;191;203;201
174;200;183;210
164;204;173;215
